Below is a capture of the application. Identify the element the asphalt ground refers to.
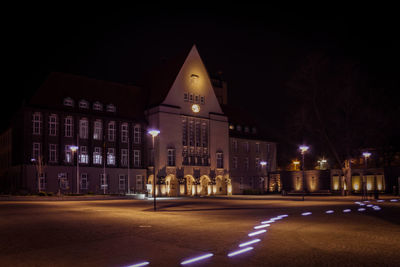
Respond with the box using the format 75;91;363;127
1;195;399;267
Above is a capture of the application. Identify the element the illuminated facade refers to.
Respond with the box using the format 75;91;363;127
0;45;277;195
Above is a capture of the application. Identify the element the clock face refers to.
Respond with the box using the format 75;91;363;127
191;104;200;113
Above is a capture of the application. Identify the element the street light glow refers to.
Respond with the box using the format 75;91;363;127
362;152;371;158
148;129;160;137
299;145;309;154
69;145;79;152
260;161;267;166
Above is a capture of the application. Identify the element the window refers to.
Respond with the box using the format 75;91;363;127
244;142;249;153
107;148;115;165
256;143;260;153
245;157;249;170
255;158;260;170
252;127;257;134
134;124;141;144
32;112;42;135
121;123;128;143
189;120;194;146
189;93;193;102
79;119;88;139
236;125;242;131
79;146;88;164
63;97;74;107
106;104;116;113
64;116;73;137
133;150;141;167
58;173;68;189
49;144;57;163
32;143;41;160
100;174;107;189
200;96;205;105
182;118;187;146
119;175;126;190
233;139;238;152
216;152;223;169
201;122;208;147
195;95;199;103
195;121;201;147
93;147;102;165
239;177;244;190
80;173;88;189
233;157;238;169
108;121;116;141
39;173;46;190
184;92;189;102
48;114;58;136
136;175;143;191
65;145;72;163
121;149;128;167
167;149;176;166
93;101;103;111
244;126;249;133
93;120;102;140
79;100;89;109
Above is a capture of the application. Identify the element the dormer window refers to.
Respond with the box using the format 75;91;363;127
93;101;103;111
184;92;189;102
79;100;89;109
63;97;74;107
200;96;205;105
244;126;249;133
236;125;242;131
106;104;116;113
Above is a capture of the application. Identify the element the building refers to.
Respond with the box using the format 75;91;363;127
0;45;277;196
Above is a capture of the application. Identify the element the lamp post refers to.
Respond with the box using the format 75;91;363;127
69;145;79;194
362;152;371;201
31;158;40;193
299;145;309;201
148;129;160;211
260;161;267;192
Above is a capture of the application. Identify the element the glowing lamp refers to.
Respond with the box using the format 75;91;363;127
299;145;309;154
147;129;160;137
191;104;200;113
260;161;267;167
69;145;79;152
362;152;371;158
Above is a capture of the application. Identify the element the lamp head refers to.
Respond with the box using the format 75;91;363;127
362;152;371;158
260;161;267;166
69;145;79;152
299;145;309;154
148;129;160;137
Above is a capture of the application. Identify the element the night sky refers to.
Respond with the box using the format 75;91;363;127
3;4;399;164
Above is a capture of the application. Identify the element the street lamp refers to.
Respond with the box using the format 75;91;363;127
69;145;79;194
362;152;371;201
148;129;160;211
299;145;309;201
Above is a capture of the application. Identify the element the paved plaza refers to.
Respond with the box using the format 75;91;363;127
1;195;399;266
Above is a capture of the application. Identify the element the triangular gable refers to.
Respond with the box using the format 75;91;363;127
161;45;224;116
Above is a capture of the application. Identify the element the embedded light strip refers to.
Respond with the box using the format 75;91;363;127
390;199;398;202
366;204;373;207
248;229;267;237
377;200;385;202
254;224;270;229
228;246;254;257
358;208;366;211
325;210;334;214
343;209;351;213
261;220;275;224
301;212;312;216
238;239;261;247
278;214;289;218
181;253;213;265
127;262;150;267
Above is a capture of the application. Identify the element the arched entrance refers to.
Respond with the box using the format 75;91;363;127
215;176;227;195
147;175;158;196
200;175;211;196
186;175;196;196
166;175;178;197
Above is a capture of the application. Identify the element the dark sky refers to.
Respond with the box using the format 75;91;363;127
3;4;399;145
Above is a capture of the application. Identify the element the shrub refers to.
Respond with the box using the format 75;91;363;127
38;191;47;196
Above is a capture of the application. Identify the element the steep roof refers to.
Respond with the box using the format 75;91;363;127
138;46;193;108
27;72;147;120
